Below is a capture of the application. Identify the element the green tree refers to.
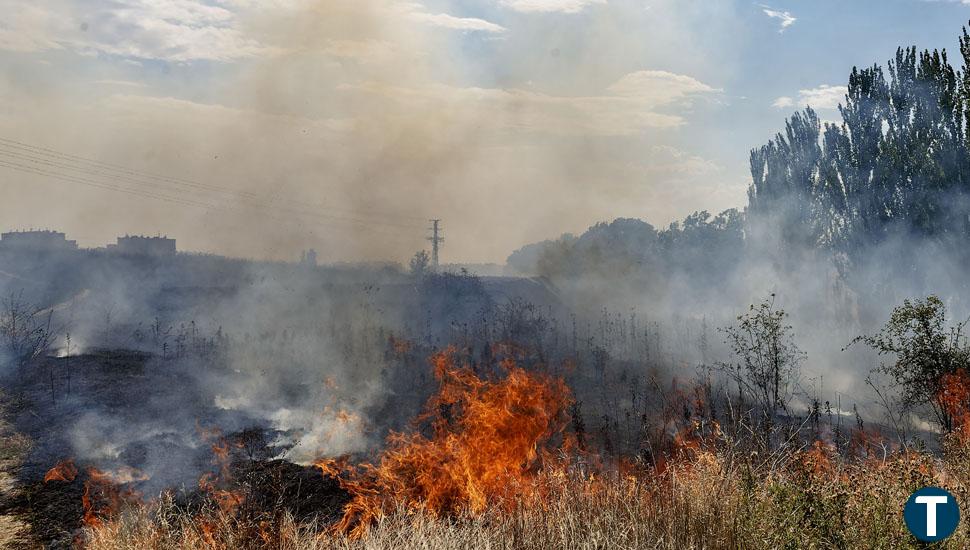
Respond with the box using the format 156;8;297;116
750;26;970;283
409;250;431;278
851;296;970;431
748;108;823;253
721;295;804;418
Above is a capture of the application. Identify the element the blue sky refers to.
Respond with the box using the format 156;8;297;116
0;0;968;262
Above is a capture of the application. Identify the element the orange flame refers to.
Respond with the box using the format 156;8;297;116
938;369;970;440
800;440;836;477
198;472;246;515
196;426;246;516
44;458;78;483
81;467;142;529
849;427;888;460
319;348;572;538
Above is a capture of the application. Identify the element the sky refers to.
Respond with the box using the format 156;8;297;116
0;0;968;263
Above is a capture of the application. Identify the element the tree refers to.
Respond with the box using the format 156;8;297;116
748;27;970;288
748;108;824;252
720;295;804;418
850;296;970;432
409;250;431;278
0;292;55;369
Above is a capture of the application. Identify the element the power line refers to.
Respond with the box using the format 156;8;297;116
0;158;218;209
0;158;423;244
0;146;419;231
0;137;264;200
0;136;429;223
0;136;429;227
0;145;424;230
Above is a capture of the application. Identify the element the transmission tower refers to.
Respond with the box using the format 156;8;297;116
427;219;444;270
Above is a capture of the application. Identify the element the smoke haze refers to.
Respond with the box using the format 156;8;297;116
0;0;769;262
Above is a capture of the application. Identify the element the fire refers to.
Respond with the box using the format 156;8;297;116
81;467;142;529
42;458;148;536
197;425;246;516
44;458;78;483
334;409;358;424
937;369;970;439
318;348;572;538
848;427;888;460
198;472;246;515
800;440;836;477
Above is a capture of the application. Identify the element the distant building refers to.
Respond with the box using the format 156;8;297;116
300;248;318;266
107;235;176;256
0;230;78;251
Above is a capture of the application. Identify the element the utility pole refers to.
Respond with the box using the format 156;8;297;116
427;219;444;271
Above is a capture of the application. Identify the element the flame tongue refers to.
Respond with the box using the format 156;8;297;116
197;427;247;516
938;369;970;438
320;349;572;538
44;459;78;483
44;459;146;530
81;466;143;529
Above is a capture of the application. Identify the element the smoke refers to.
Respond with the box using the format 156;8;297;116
504;201;970;435
0;0;747;264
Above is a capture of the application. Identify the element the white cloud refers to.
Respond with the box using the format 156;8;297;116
607;70;722;102
772;96;794;108
0;1;506;60
772;85;846;110
0;0;273;61
498;0;606;14
408;12;506;33
798;85;847;110
0;3;70;53
761;5;796;32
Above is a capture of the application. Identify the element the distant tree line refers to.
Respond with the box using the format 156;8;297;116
510;23;970;303
750;29;970;269
507;211;745;289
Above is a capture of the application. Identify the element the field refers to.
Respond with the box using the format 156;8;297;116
71;441;970;550
2;338;968;549
0;252;965;549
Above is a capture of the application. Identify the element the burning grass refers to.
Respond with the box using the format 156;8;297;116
79;447;970;549
27;353;970;548
316;349;572;538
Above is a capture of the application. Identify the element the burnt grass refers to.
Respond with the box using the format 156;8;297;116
0;477;85;548
0;459;350;549
0;349;351;548
182;458;351;525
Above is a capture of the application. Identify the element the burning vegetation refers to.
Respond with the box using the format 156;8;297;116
7;311;970;549
3;291;970;549
316;349;572;538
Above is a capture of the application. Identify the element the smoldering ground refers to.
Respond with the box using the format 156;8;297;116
0;252;392;490
1;219;959;497
0;242;553;501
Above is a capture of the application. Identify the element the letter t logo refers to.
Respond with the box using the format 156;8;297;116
916;495;949;537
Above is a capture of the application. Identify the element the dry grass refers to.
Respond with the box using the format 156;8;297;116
0;390;32;549
81;440;970;550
